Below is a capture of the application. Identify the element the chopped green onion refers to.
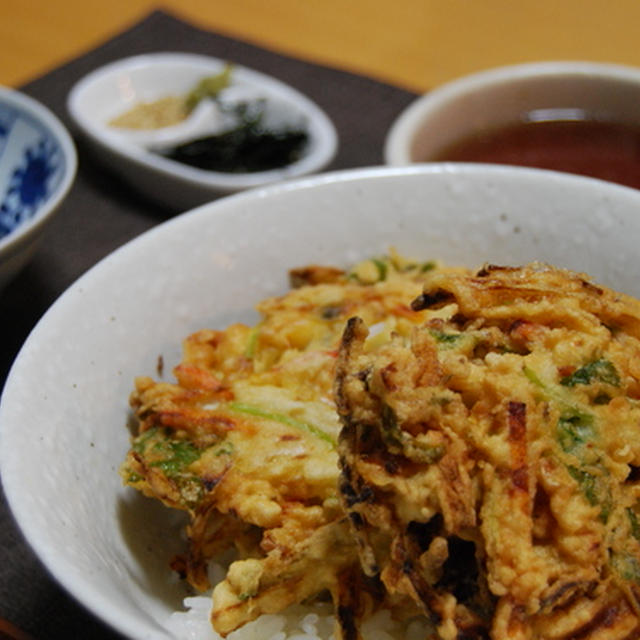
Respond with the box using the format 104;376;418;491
523;365;546;390
629;507;640;541
421;261;436;272
611;551;640;583
245;326;260;359
429;328;463;346
557;410;596;454
567;465;612;522
229;402;335;447
214;442;235;457
372;258;388;282
149;439;202;475
523;365;598;455
560;358;620;388
132;426;159;453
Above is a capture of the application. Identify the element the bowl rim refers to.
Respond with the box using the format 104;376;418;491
384;60;640;165
66;51;339;191
0;85;77;258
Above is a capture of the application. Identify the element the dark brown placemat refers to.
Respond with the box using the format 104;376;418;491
0;9;418;638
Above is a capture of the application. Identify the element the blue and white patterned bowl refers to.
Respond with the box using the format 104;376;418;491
0;86;76;289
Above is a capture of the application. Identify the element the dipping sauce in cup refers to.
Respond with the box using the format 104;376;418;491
385;62;640;190
431;112;640;190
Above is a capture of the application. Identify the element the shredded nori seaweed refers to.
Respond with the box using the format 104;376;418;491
160;101;309;173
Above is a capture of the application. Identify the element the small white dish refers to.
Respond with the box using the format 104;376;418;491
0;86;76;289
384;61;640;174
67;52;338;209
4;164;640;639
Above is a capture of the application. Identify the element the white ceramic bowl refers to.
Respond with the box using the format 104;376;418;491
3;164;640;639
0;86;77;289
67;52;338;210
384;61;640;168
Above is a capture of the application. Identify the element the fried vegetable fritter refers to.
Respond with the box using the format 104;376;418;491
335;263;640;640
120;252;450;638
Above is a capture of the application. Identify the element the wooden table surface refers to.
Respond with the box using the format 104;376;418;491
4;0;640;92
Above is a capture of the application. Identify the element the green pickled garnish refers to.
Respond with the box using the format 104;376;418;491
184;65;233;112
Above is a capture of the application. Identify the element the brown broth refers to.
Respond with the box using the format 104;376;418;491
432;119;640;190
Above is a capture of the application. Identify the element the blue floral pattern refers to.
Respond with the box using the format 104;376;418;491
0;104;65;241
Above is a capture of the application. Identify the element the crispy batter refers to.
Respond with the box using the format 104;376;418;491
120;253;449;638
335;263;640;640
123;256;640;640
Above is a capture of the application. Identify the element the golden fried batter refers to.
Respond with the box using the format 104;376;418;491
120;252;448;638
335;263;640;640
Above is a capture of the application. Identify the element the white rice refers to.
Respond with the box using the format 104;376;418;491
165;555;434;640
166;594;433;640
